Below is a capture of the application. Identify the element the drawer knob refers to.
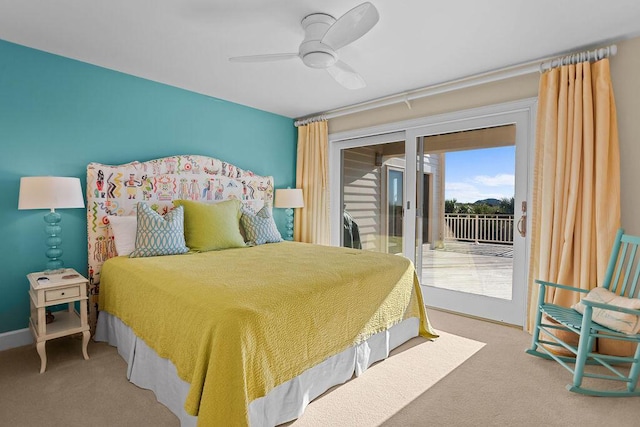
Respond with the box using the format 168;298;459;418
61;292;65;295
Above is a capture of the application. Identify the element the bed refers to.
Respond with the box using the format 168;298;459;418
87;154;437;426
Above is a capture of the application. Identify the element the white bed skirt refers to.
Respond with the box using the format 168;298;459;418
94;312;419;427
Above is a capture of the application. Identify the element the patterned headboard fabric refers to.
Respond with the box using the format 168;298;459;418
86;154;274;331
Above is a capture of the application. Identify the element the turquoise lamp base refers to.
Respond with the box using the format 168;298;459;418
284;207;294;241
44;210;64;274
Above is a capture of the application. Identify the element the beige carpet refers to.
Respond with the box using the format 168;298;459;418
0;334;176;427
1;309;639;426
289;330;484;426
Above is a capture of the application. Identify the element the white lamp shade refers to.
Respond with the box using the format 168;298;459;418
274;188;304;208
18;176;85;210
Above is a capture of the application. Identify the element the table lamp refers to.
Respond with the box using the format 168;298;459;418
18;176;85;274
274;188;304;241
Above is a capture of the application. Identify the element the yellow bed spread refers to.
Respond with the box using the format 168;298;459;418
99;241;436;426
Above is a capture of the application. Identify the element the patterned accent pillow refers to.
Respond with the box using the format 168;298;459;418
129;203;189;258
240;206;283;246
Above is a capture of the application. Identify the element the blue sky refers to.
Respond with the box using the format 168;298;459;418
444;146;515;203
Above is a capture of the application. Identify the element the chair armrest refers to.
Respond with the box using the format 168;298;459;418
581;299;640;316
535;279;590;294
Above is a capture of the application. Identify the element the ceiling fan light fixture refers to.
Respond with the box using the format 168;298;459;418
299;39;338;68
302;50;337;68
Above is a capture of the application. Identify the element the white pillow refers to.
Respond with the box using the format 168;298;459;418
572;287;640;334
108;215;137;256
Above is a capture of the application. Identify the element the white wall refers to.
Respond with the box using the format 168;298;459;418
611;36;640;235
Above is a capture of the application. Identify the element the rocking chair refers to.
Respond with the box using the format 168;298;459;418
527;229;640;396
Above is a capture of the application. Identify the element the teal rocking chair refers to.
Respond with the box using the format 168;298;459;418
527;229;640;396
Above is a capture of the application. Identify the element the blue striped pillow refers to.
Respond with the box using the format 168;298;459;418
240;206;282;246
129;203;189;257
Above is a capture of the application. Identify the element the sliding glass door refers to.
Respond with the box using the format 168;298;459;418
408;108;533;326
329;99;536;327
338;137;408;256
386;166;404;254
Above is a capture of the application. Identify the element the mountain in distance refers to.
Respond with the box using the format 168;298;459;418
474;198;500;206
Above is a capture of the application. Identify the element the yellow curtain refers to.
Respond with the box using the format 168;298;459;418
528;58;622;351
294;121;330;245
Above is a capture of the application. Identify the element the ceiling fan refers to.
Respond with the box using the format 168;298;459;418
229;2;379;90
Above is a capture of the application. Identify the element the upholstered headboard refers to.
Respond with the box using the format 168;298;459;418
86;154;274;330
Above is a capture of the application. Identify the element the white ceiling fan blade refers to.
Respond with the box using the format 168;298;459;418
229;53;298;63
326;60;366;90
321;2;379;50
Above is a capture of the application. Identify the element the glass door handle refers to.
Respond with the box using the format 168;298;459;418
517;201;527;237
517;214;526;237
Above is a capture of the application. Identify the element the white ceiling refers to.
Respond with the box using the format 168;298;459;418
1;0;640;119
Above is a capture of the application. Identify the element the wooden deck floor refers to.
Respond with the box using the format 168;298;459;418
421;241;513;300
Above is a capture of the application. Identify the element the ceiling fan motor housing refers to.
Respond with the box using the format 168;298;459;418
300;13;337;68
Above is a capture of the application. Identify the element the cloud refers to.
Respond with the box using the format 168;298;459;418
472;173;514;187
446;182;477;192
445;181;513;203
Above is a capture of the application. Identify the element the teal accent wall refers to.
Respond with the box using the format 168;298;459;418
0;40;296;334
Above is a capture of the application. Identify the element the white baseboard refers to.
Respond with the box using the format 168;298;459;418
0;328;33;352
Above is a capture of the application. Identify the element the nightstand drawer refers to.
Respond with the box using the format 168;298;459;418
45;286;80;302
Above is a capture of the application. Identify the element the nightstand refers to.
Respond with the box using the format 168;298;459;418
28;268;90;373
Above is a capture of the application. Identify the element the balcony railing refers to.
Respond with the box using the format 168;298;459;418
444;213;514;245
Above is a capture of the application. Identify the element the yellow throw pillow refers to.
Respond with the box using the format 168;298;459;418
173;199;246;252
572;287;640;334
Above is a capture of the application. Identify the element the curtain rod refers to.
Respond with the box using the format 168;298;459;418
539;44;617;72
294;43;618;126
293;115;327;127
